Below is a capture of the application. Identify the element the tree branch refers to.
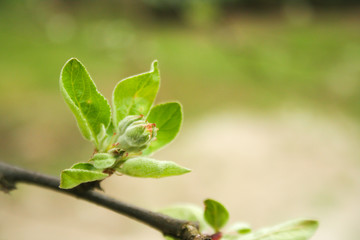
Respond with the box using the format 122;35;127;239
0;161;211;240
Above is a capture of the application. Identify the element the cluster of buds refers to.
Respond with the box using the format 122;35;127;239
114;115;158;153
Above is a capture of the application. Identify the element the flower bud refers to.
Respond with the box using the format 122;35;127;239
116;117;157;153
117;115;144;136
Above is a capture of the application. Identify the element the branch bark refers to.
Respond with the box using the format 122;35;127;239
0;161;211;240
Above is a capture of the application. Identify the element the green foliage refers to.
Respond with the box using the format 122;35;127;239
226;222;252;235
118;157;190;178
143;102;183;155
58;58;319;240
161;199;318;240
60;58;111;146
238;219;318;240
70;162;97;170
59;58;187;189
204;199;230;232
89;153;116;169
112;60;159;126
160;199;318;240
60;163;108;189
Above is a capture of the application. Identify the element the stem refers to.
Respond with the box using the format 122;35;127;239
0;161;211;240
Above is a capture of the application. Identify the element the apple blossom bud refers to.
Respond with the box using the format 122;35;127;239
117;115;144;136
116;117;157;153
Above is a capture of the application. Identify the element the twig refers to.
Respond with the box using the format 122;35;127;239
0;161;211;240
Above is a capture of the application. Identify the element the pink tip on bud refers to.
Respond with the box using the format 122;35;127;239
116;116;158;153
145;123;155;132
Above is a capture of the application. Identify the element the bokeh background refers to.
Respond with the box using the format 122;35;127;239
1;0;360;239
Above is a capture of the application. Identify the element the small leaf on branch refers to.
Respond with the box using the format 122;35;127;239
90;153;116;169
143;102;182;155
204;199;230;232
60;58;111;146
112;60;160;126
239;219;318;240
227;222;251;235
118;157;190;178
71;162;97;170
60;166;108;189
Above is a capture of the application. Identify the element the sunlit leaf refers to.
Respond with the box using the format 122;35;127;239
143;102;182;155
90;153;116;169
239;219;318;240
112;60;159;126
60;58;111;146
204;199;230;232
60;169;108;189
118;157;190;178
70;162;97;170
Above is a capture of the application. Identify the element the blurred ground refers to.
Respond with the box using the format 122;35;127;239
0;1;360;240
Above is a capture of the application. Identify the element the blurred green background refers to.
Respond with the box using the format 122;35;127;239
0;1;360;240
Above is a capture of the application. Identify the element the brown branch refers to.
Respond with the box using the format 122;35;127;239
0;161;211;240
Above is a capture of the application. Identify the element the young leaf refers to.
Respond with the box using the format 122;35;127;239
60;168;108;189
227;222;251;235
90;153;116;169
112;60;160;126
239;219;318;240
142;102;183;155
97;120;117;152
71;162;97;170
60;58;111;146
204;199;230;232
118;157;190;178
159;204;208;231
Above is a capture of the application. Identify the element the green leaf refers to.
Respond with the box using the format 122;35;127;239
159;204;208;231
118;157;190;178
70;162;97;170
112;60;160;126
90;153;116;169
239;219;318;240
60;58;111;146
227;222;251;235
143;102;183;155
204;199;230;232
97;120;117;152
60;163;108;189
